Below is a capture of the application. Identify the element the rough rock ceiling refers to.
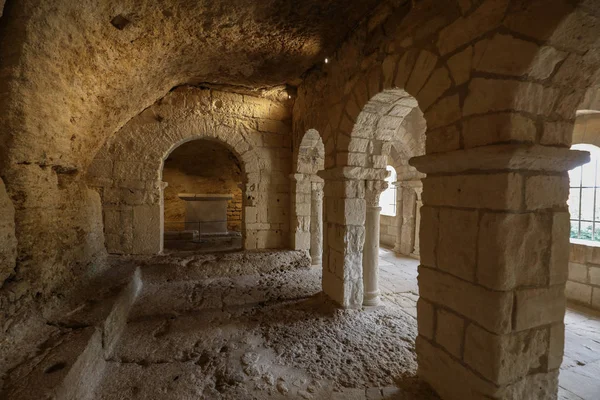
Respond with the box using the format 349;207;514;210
107;0;386;87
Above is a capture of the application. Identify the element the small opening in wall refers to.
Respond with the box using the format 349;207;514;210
44;362;67;374
110;15;131;30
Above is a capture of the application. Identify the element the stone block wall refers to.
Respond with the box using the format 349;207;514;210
291;0;598;397
162;139;243;232
87;87;292;254
379;214;397;248
567;242;600;310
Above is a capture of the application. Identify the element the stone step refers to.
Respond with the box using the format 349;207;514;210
1;269;142;400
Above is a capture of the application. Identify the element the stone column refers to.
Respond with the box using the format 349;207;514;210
394;180;421;256
310;178;324;265
393;182;404;254
318;167;387;308
289;173;311;251
411;186;423;258
363;180;387;307
410;145;589;400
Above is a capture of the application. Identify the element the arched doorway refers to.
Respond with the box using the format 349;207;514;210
161;139;244;252
291;129;325;265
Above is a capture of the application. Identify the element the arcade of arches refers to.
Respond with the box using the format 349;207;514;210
1;1;600;399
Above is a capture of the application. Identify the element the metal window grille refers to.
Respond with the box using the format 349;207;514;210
569;146;600;242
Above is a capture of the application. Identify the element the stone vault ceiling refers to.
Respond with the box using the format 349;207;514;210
0;0;395;169
104;0;387;87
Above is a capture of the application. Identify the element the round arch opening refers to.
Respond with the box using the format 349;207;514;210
161;138;245;253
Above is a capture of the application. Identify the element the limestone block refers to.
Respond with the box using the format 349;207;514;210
436;0;509;55
245;206;257;223
525;175;568;210
417;299;435;340
592;288;600;310
393;50;418;89
464;78;557;117
327;223;364;254
462;113;536;148
475;33;539;77
569;262;589;283
422;173;522;211
588;245;600;264
477;212;549;290
435;309;464;359
86;159;113;179
132;205;162;254
417;336;500;400
506;1;596;52
438;208;478;281
417;67;452;110
426;125;461;153
590;266;600;285
548;323;565;370
447;46;472;86
423;94;461;130
367;67;382;99
514;286;565;331
336;152;368;167
327;198;365;226
382;54;399;88
419;267;513;334
419;206;439;268
406;51;438;95
551;218;572;288
464;325;548;385
570;243;591;263
113;161;143;181
566;281;592;305
540;121;573;148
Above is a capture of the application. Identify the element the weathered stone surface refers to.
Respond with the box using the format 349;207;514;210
477;212;552;290
411;145;590;175
446;46;472;86
525;175;569;210
476;33;540;77
462;113;537;149
514;286;566;331
422;173;523;211
437;208;477;281
418;266;514;334
417;299;435;340
464;325;548;385
435;309;464;359
0;178;17;284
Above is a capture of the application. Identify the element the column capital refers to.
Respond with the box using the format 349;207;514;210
317;166;388;181
289;173;309;182
409;144;589;175
393;179;423;189
365;179;388;208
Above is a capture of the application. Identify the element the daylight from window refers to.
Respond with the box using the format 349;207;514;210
569;144;600;242
380;165;397;216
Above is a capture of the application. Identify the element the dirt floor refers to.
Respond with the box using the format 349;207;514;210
93;251;438;400
3;249;598;399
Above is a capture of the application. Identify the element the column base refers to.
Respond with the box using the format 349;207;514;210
311;256;322;266
363;290;381;306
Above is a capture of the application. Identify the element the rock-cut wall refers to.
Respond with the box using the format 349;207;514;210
0;178;17;285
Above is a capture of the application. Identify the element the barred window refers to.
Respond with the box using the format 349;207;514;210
569;144;600;242
380;166;397;216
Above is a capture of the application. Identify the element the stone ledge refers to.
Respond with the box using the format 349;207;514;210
318;166;388;181
409;145;589;175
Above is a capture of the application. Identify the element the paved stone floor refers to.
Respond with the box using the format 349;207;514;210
377;247;600;400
